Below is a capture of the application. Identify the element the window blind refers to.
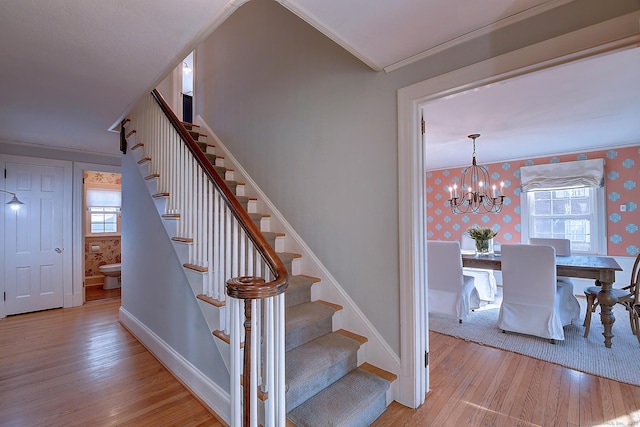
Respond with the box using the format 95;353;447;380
86;189;121;208
520;158;604;192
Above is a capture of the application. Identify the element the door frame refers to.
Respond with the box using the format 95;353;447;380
396;12;640;408
72;162;122;306
1;154;73;318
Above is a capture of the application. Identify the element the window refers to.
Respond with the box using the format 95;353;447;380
524;187;605;254
520;159;606;255
85;188;121;236
88;207;119;234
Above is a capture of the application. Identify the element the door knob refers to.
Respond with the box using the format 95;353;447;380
55;248;63;253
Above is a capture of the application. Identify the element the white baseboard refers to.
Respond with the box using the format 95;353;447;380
119;307;231;424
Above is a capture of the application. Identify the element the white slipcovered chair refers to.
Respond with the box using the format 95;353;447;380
529;237;581;324
529;237;572;282
427;240;480;323
461;234;498;303
498;244;574;342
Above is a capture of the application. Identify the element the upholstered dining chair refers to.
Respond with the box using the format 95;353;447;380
460;234;498;303
529;237;572;283
498;244;573;343
583;252;640;343
529;237;581;325
427;240;480;323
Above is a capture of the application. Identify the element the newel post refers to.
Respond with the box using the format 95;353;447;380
227;276;267;426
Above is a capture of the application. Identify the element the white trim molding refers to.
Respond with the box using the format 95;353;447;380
72;162;122;308
119;307;231;424
385;0;575;73
397;10;640;408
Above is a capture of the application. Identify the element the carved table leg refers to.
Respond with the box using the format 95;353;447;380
597;280;618;348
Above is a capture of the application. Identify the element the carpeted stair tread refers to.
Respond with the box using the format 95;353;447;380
286;302;335;351
225;180;238;193
287;367;390;427
261;231;279;249
285;332;360;411
285;275;316;308
195;140;207;152
249;212;263;229
278;252;300;274
236;195;249;210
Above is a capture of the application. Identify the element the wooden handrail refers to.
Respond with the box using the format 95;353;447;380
150;89;289;299
150;90;288;425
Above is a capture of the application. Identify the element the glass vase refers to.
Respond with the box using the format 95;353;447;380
474;238;494;255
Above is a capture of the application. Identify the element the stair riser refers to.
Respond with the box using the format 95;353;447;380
161;219;178;242
286;316;332;352
152;197;167;214
171;241;190;265
287;353;357;411
144;178;159;196
285;287;311;308
197;299;225;332
184;268;206;297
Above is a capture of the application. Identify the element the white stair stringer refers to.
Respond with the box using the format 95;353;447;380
195;116;401;404
129;135;229;368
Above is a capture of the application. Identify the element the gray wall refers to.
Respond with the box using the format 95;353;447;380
121;151;230;390
196;0;639;354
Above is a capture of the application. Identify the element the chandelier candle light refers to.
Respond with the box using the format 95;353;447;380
448;133;504;214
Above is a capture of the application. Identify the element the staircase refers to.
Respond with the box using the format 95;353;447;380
126;92;396;426
190;124;394;425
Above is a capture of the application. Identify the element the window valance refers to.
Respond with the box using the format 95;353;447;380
520;158;605;192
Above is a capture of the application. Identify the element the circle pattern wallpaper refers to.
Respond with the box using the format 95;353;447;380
426;145;639;257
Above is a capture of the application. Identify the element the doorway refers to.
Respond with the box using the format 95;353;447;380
396;18;638;409
182;51;194;123
83;170;122;302
72;162;122;305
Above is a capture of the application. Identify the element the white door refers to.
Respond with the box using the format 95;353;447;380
4;162;65;315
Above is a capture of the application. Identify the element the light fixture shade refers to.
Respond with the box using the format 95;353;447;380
5;193;24;210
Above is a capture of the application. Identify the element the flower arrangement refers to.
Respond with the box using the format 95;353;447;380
466;226;498;254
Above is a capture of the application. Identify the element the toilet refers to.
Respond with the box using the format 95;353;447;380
98;263;121;290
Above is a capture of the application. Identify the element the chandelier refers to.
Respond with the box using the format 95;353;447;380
448;134;504;214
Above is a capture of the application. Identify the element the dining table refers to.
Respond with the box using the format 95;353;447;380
461;252;623;348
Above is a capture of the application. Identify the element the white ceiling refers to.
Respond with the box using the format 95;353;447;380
423;46;640;169
0;0;637;163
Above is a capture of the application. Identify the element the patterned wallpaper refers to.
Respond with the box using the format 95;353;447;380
84;171;122;185
85;238;121;276
426;145;640;256
84;171;122;277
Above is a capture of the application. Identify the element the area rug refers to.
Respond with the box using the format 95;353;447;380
429;291;640;386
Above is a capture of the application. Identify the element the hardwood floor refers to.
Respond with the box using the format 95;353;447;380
2;299;640;426
373;331;640;426
0;298;223;427
85;284;121;302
